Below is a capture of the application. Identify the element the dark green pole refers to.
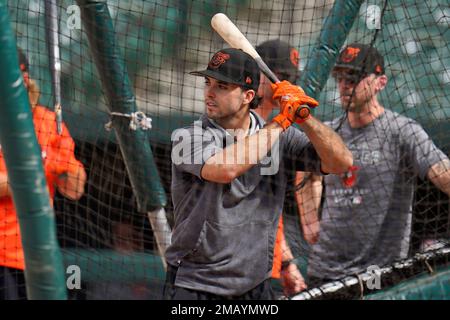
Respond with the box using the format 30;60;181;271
76;1;171;260
0;2;67;299
298;0;365;99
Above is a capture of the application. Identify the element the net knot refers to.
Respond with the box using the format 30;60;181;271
105;111;152;131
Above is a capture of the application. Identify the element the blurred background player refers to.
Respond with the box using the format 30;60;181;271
298;43;450;286
0;48;87;299
85;220;154;300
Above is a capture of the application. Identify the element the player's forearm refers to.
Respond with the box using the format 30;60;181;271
296;174;322;220
428;159;450;197
202;122;282;183
296;173;322;238
299;116;353;174
279;232;294;262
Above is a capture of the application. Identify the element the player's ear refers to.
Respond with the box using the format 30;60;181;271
243;89;256;105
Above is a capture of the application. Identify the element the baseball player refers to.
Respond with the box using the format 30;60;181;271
0;48;86;299
300;43;450;285
164;47;352;299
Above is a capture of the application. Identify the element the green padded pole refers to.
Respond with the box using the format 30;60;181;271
298;0;364;99
76;0;166;211
62;250;165;282
76;1;171;260
0;2;67;299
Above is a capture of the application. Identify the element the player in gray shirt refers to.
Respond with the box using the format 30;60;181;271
164;48;353;299
302;43;450;282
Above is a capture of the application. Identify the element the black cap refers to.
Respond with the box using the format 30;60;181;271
17;47;29;72
256;39;300;82
190;48;260;91
333;43;384;77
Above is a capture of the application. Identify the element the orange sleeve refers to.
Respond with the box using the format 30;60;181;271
271;215;284;279
33;106;84;189
33;105;76;159
50;121;75;156
46;110;84;174
0;143;25;270
59;123;84;173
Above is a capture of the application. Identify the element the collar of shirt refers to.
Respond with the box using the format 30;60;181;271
208;111;261;138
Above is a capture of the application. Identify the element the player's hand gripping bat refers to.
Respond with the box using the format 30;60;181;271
211;13;311;121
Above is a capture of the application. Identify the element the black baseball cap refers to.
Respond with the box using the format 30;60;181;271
190;48;260;91
256;39;300;82
17;47;29;72
333;43;385;79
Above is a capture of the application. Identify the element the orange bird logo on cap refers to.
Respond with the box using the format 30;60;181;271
208;52;230;69
341;47;361;63
375;65;382;74
290;48;300;67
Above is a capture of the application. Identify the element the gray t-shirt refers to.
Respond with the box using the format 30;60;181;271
308;109;447;280
166;111;322;296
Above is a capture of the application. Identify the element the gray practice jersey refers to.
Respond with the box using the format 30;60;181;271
166;111;322;296
309;109;447;280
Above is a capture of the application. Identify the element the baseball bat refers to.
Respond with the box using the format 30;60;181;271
211;13;310;119
44;0;63;134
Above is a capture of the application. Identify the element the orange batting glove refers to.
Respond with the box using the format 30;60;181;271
271;80;319;130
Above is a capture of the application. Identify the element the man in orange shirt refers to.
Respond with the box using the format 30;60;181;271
0;48;86;299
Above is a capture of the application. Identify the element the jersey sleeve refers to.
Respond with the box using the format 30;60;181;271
171;123;223;179
33;106;83;174
49;120;84;173
402;120;448;179
55;122;75;154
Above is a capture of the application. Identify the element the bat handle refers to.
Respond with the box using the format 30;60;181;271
296;105;311;119
255;58;311;119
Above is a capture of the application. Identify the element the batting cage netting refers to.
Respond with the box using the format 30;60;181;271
1;0;449;300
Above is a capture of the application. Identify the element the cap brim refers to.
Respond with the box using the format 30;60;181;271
333;64;384;76
189;69;250;88
333;64;364;72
